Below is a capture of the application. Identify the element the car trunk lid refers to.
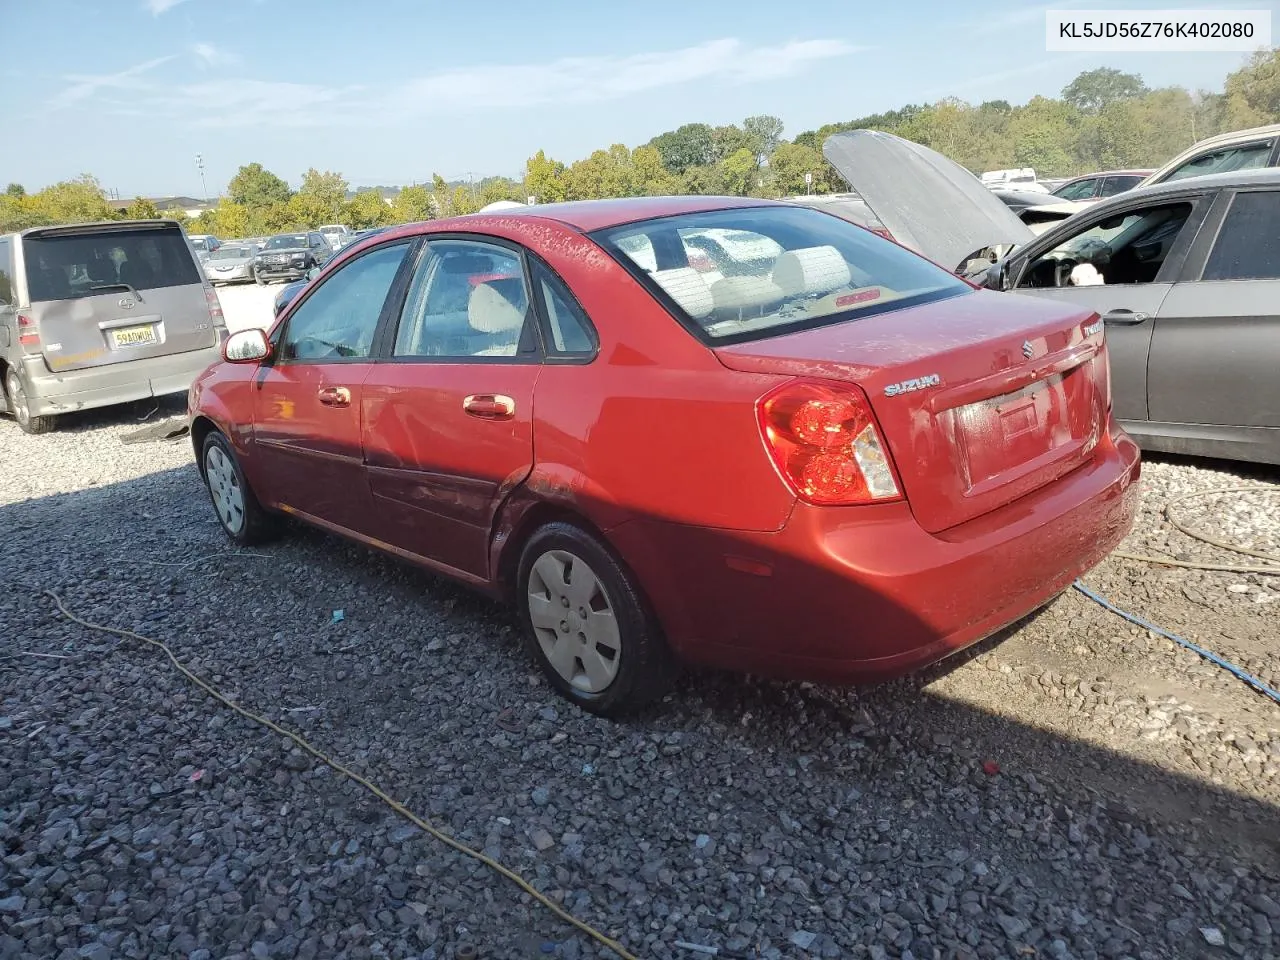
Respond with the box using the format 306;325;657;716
823;130;1035;272
714;290;1109;533
20;222;216;373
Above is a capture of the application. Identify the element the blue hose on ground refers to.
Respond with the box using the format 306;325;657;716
1072;580;1280;706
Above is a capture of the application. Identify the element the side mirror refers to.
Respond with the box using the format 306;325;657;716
223;328;272;363
306;266;320;280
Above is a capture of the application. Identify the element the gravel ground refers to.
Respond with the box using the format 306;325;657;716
2;400;1278;960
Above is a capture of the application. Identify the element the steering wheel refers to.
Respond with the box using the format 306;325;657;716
1054;258;1078;287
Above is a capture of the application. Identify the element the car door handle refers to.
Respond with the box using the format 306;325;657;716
1101;309;1150;325
317;386;352;407
463;394;515;420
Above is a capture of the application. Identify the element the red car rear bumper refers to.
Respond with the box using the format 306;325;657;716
609;424;1141;684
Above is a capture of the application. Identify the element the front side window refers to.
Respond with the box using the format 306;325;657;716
1203;191;1280;281
281;241;409;361
1163;141;1273;183
1054;178;1098;201
24;227;201;301
593;205;970;344
1019;202;1193;288
392;239;533;359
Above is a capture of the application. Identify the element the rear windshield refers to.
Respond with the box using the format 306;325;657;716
266;234;308;249
593;205;971;344
190;237;211;251
24;227;201;302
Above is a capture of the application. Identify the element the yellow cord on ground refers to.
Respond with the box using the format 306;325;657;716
40;589;641;960
1114;485;1280;575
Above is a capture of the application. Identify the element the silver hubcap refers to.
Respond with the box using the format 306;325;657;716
8;373;29;427
527;550;621;693
205;445;246;534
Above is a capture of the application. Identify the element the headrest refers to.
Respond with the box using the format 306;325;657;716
468;278;528;334
650;267;713;319
709;275;784;313
770;246;852;297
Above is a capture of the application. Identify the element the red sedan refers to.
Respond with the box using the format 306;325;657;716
190;196;1140;716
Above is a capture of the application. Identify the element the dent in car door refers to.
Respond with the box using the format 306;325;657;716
360;237;541;580
1148;189;1280;440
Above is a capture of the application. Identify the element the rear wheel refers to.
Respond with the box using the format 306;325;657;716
5;368;55;435
517;522;675;716
202;431;275;545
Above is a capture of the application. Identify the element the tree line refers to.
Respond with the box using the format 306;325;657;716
3;50;1278;238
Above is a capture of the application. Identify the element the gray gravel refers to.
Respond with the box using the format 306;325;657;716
2;410;1278;960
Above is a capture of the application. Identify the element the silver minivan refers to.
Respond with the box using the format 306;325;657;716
0;219;228;434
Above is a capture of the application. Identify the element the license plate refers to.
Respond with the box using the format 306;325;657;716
112;325;157;347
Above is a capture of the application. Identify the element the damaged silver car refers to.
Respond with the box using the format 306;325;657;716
823;130;1280;466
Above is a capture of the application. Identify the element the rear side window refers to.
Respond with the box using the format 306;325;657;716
531;261;595;355
1163;140;1274;183
23;227;200;302
0;238;12;304
1203;191;1280;281
1099;175;1141;197
593;205;970;344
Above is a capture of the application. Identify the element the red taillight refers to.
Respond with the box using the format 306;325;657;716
17;313;39;347
757;380;901;505
204;284;225;325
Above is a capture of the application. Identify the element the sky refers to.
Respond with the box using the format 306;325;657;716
4;0;1278;198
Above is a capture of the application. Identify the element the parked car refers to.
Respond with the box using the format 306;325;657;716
272;278;308;316
188;233;221;262
190;197;1140;715
1142;123;1280;186
203;242;257;285
824;129;1280;466
782;193;894;239
318;224;351;249
253;232;332;284
1;219;228;434
1050;171;1154;202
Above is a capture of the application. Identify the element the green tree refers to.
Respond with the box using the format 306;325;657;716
289;168;348;225
391;184;434;222
718;149;757;196
1223;47;1280;127
631;146;679;195
648;122;716;173
195;199;250;237
341;188;393;228
227;162;292;209
1062;68;1148;113
743;114;785;155
711;124;755;161
678;164;724;195
766;142;826;196
524;150;569;204
124;197;161;220
5;183;24;198
25;175;115;223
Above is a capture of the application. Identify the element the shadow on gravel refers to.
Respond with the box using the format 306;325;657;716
5;461;1278;885
2;393;189;436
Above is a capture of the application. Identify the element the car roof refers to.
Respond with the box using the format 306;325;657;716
1091;166;1280;208
1061;169;1154;181
445;195;781;233
21;219;185;238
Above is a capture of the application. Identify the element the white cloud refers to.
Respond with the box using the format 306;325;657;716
192;42;238;67
49;56;176;109
392;37;858;114
146;0;189;13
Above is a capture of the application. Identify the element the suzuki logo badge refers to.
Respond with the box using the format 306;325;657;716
1021;340;1035;360
118;298;135;309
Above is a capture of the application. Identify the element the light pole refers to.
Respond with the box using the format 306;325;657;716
195;153;208;205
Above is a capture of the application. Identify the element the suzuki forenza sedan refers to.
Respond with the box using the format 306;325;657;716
190;197;1140;715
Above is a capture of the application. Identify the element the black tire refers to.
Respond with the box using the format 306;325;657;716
5;368;55;434
201;430;276;546
254;274;265;286
516;522;675;717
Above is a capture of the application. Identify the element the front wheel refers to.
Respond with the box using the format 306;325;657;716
5;368;55;434
517;522;675;717
202;431;276;545
254;274;265;286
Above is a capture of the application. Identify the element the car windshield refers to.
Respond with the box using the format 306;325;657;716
24;226;201;301
266;235;307;249
190;238;210;251
594;205;971;343
211;245;250;259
